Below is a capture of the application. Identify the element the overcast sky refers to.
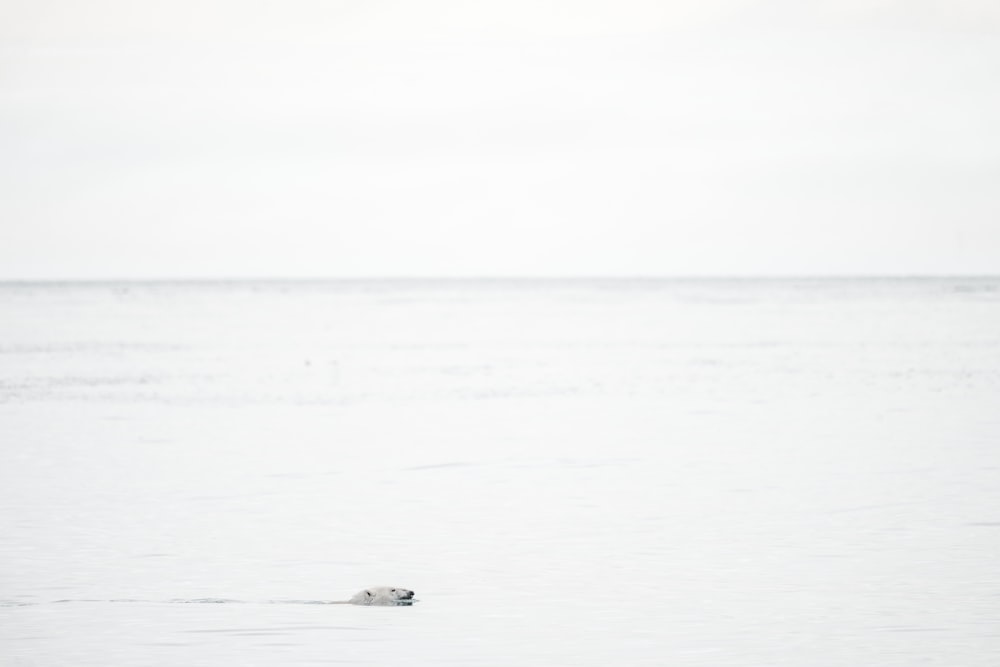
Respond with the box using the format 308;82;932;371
1;1;998;279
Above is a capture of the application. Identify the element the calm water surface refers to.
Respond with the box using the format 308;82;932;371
1;279;999;665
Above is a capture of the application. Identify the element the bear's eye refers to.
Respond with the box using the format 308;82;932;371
365;591;372;596
391;589;396;593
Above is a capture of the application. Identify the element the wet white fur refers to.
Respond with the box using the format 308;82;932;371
347;587;415;606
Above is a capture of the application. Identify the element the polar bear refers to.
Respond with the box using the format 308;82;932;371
344;587;416;606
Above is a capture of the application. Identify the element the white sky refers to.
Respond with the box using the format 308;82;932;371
1;0;998;279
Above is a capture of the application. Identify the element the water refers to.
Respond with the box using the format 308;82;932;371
1;278;998;666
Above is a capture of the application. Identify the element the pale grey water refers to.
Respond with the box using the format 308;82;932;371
1;278;999;666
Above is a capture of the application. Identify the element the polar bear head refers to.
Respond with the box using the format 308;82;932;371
349;587;416;606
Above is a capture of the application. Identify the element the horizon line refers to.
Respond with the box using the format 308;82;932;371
1;274;998;285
